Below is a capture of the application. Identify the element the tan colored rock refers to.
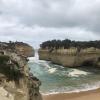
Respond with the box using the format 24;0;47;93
15;43;34;57
0;44;42;100
38;48;100;67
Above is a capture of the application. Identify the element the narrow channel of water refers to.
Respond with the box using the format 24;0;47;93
28;51;100;94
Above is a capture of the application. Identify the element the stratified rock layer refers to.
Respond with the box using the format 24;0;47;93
38;48;100;67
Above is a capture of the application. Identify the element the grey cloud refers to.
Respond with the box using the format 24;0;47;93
0;0;100;48
0;0;100;32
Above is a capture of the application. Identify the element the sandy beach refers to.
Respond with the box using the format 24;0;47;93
42;88;100;100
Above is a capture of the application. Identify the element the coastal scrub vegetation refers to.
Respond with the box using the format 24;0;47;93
40;39;100;49
0;55;10;64
0;55;22;82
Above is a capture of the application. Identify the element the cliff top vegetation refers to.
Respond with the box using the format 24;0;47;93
40;39;100;49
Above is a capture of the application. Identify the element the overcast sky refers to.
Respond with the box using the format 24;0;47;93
0;0;100;48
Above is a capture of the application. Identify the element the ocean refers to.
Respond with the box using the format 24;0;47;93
28;51;100;95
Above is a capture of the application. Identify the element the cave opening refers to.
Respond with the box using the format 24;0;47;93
82;60;95;67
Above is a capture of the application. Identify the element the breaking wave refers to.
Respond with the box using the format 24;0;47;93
29;50;100;95
42;81;100;95
67;69;90;77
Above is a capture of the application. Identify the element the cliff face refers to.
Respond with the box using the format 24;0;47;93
38;48;100;67
0;43;42;100
0;42;34;57
15;42;34;57
38;49;77;67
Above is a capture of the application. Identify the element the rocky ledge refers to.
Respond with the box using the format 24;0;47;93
0;42;42;100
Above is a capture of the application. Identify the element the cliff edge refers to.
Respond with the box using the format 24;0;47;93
39;39;100;67
1;41;35;57
0;42;42;100
38;48;100;67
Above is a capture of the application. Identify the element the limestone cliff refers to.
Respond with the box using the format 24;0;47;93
0;43;42;100
38;48;100;67
14;42;34;57
0;42;34;57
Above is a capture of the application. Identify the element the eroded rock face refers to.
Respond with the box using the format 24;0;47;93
0;87;14;100
38;48;100;67
0;42;34;57
0;42;42;100
15;42;34;57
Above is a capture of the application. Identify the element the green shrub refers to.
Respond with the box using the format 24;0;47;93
0;55;10;64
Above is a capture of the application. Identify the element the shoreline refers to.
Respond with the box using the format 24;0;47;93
41;83;100;95
42;88;100;100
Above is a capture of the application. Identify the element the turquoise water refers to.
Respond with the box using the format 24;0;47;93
28;53;100;94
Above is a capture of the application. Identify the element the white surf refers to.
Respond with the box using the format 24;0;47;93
68;69;90;77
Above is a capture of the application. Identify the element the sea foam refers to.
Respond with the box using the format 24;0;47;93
68;69;90;77
48;68;57;73
42;81;100;95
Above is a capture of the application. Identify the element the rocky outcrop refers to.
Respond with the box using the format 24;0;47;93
38;47;100;67
0;42;34;57
0;43;42;100
14;42;34;57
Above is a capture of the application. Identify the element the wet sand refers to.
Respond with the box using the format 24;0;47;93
42;88;100;100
